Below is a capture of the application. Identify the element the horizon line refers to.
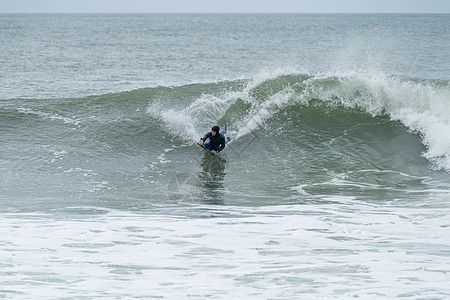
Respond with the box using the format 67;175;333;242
1;12;449;14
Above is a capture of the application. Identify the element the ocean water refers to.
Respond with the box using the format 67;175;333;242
1;13;450;299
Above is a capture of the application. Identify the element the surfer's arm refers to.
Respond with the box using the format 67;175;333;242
198;132;211;146
200;132;212;141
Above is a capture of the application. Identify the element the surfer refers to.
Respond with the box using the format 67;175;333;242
198;125;226;154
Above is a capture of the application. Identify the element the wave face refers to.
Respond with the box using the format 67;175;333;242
148;72;450;172
2;71;450;210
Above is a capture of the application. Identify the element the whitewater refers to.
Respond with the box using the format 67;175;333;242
1;14;450;299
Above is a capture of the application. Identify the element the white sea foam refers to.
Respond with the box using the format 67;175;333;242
1;202;449;299
17;108;81;127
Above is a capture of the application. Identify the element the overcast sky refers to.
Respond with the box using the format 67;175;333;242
1;0;449;13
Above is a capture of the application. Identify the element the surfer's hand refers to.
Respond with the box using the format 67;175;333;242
198;140;204;146
212;150;217;154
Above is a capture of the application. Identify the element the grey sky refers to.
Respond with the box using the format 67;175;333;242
1;0;449;13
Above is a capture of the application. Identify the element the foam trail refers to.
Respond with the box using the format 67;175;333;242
147;90;236;143
233;87;296;140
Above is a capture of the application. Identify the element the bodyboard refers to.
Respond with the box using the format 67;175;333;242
198;142;216;155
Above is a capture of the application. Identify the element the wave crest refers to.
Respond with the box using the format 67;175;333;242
147;71;450;171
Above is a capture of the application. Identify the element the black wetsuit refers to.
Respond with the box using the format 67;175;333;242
201;132;226;153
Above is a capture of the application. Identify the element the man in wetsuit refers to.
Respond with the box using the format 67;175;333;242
198;125;226;154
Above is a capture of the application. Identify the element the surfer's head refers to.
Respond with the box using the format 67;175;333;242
211;125;220;136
